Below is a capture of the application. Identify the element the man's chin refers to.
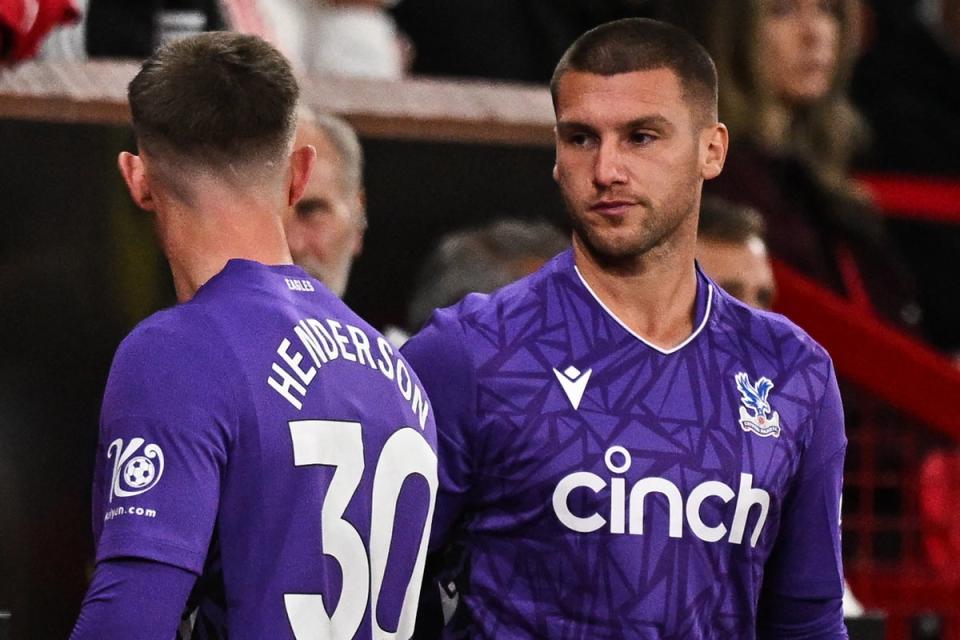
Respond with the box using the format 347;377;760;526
576;228;647;263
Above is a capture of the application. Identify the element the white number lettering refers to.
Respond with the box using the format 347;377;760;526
369;429;438;639
285;419;437;639
286;420;368;639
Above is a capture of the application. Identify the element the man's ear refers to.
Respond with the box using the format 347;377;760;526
288;144;317;207
552;125;561;183
701;123;729;181
117;151;156;211
352;188;367;257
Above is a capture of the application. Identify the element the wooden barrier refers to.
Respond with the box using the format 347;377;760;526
0;60;556;145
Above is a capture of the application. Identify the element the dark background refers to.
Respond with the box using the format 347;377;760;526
0;117;564;638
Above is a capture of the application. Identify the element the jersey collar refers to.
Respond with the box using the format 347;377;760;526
566;250;714;355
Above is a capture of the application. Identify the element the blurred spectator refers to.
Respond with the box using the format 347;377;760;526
253;0;405;78
695;0;920;330
853;0;960;175
696;197;776;310
82;0;404;77
85;0;224;58
405;219;568;334
392;0;659;83
851;0;960;351
0;0;78;63
284;108;367;298
37;0;86;59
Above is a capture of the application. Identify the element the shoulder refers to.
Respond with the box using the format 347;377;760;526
711;286;833;375
113;304;222;368
438;250;566;333
711;290;842;454
103;304;236;420
402;252;564;384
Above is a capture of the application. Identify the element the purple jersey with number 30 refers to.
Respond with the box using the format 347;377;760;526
91;260;438;639
401;249;847;639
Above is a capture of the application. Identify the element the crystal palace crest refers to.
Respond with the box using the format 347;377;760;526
734;372;782;438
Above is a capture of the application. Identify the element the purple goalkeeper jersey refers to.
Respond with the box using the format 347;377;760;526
401;249;847;639
91;259;438;639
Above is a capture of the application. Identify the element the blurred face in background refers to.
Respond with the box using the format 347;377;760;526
697;235;776;310
285;122;366;297
757;0;841;105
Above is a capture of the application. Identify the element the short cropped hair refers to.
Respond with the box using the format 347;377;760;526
299;107;364;195
550;18;718;122
698;197;766;244
407;220;569;331
128;32;299;171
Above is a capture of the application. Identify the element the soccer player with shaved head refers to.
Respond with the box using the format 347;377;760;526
403;18;847;638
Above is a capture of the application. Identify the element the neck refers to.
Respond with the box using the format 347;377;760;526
161;187;293;302
572;232;700;350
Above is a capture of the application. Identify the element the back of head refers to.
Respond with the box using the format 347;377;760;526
550;17;719;123
128;32;299;191
698;197;766;245
407;220;569;332
697;197;776;310
299;107;364;196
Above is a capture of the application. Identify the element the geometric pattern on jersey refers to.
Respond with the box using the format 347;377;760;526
402;249;846;639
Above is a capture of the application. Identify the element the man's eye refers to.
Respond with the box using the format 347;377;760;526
296;200;329;217
630;132;656;145
567;132;593;147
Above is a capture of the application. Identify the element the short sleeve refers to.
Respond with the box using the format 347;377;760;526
758;358;847;637
401;307;477;550
91;311;237;574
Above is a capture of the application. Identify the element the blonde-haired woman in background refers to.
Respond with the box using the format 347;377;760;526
696;0;920;329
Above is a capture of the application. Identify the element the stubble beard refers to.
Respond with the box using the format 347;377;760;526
562;188;697;271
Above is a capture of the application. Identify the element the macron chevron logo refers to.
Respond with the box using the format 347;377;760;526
553;365;592;410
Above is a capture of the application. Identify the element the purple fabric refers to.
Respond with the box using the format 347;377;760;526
757;592;847;639
402;249;847;639
88;260;438;639
69;557;195;639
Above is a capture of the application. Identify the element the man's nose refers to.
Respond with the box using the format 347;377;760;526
593;140;628;188
799;6;835;49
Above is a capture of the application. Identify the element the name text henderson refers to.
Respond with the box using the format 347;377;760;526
267;317;430;430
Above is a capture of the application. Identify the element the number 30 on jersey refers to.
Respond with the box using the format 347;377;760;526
285;419;438;640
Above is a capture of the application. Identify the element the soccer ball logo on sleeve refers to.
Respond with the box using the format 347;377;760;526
107;437;166;502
